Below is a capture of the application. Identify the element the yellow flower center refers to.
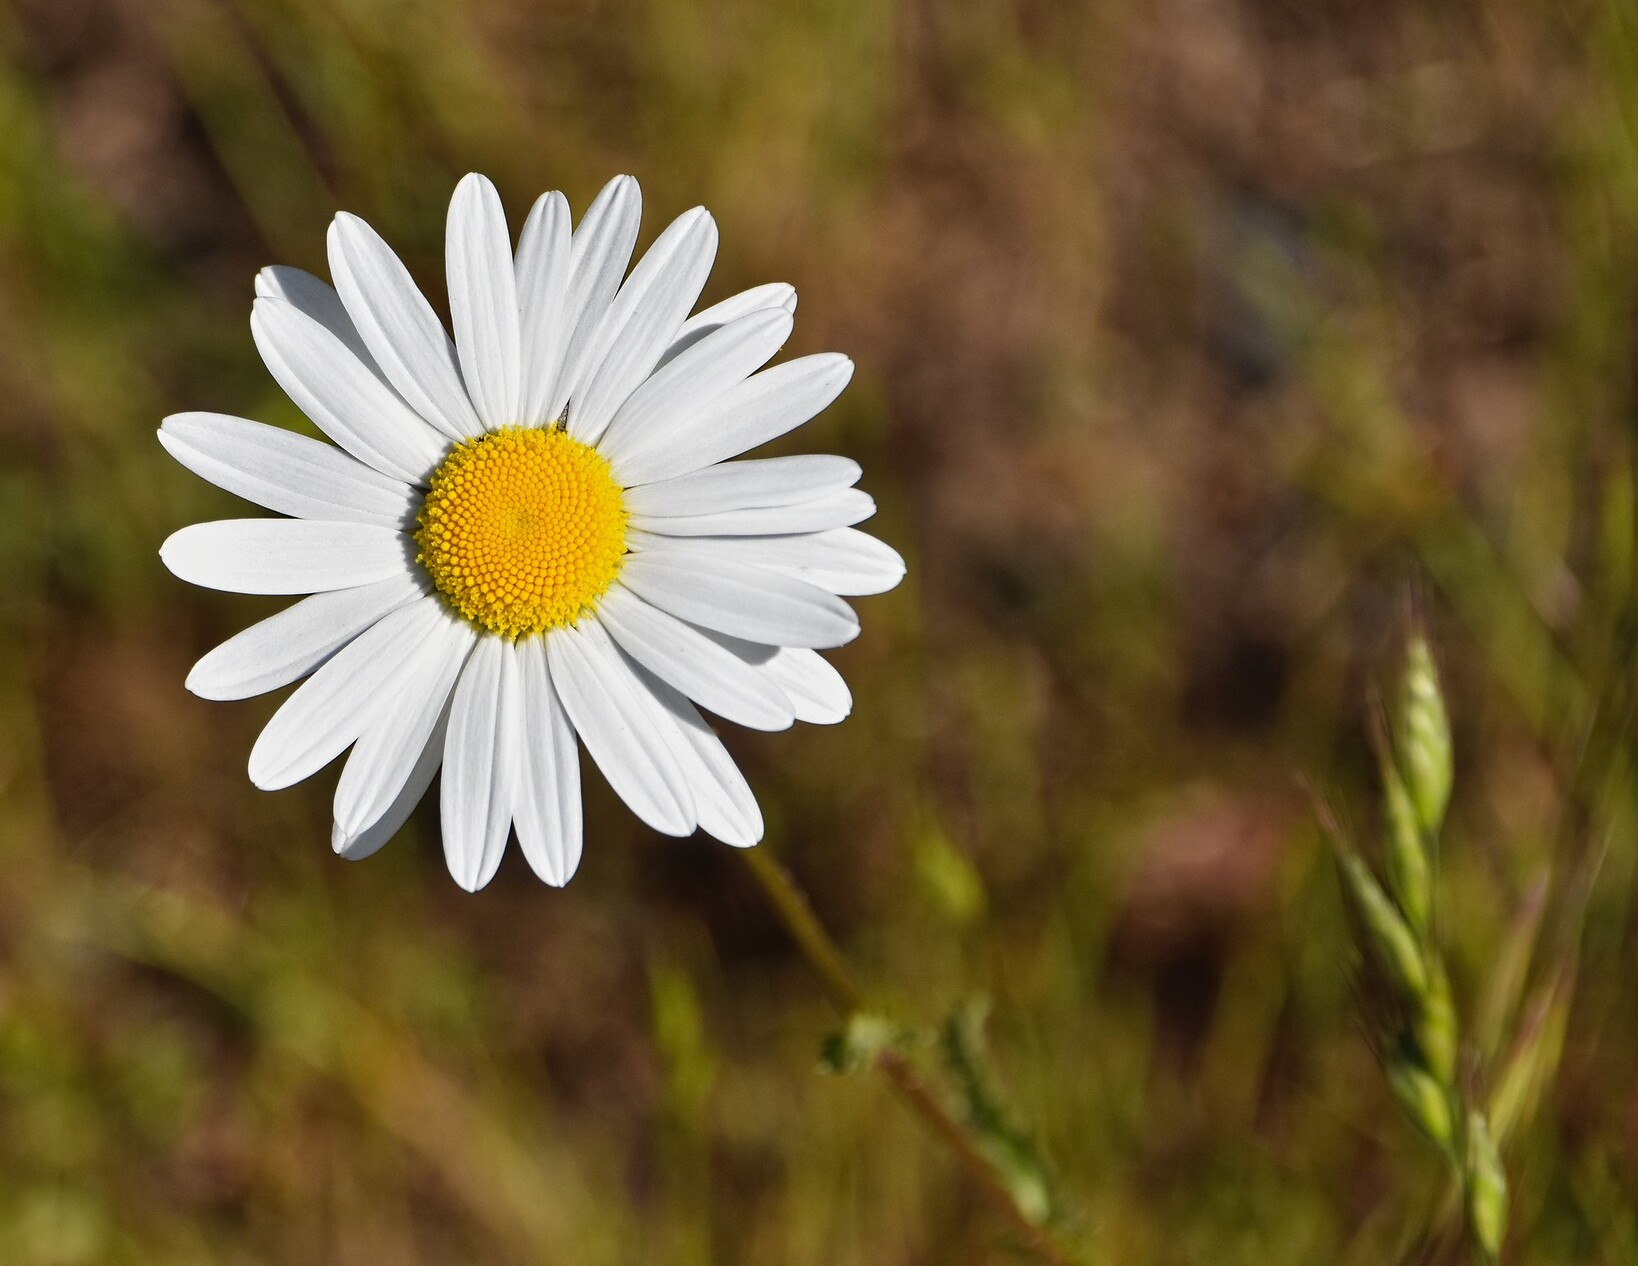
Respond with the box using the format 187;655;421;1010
415;426;627;638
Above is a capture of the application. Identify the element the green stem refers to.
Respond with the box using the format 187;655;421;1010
736;847;1081;1266
738;847;865;1014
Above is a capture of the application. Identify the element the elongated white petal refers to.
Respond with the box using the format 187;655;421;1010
186;572;427;700
597;308;791;464
511;639;583;885
248;597;447;790
699;631;854;725
515;190;572;426
618;548;858;648
596;585;794;731
160;412;417;527
746;528;904;596
334;609;475;843
671;282;795;346
255;266;383;376
567;207;718;444
251;297;448;484
636;527;905;596
623;455;860;517
333;703;448;861
631;490;874;538
760;646;852;724
698;628;776;664
634;665;763;847
441;636;518;892
545;619;695;835
161;519;411;595
447;174;521;428
328;212;484;440
551;175;641;419
610;353;853;486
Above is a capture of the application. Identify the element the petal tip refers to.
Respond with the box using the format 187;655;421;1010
247;764;281;793
722;817;765;848
329;212;372;251
451;172;500;210
182;663;217;699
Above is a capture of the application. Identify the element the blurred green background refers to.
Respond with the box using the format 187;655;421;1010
3;0;1638;1261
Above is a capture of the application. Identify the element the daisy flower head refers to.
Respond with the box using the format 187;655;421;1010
160;174;904;891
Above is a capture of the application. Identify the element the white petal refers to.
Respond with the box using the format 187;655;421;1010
623;455;860;516
551;175;642;419
665;282;796;361
248;596;447;790
610;353;854;486
545;619;695;836
617;547;859;648
255;265;383;376
515;190;573;426
566;207;719;444
697;629;776;665
634;665;764;847
161;519;412;595
640;527;906;596
630;490;874;537
595;585;795;731
699;632;854;725
333;705;448;862
760;647;852;724
597;308;792;466
251;297;448;485
510;638;583;885
441;636;518;892
328;212;484;440
186;572;427;700
334;609;475;844
446;174;522;428
160;412;418;527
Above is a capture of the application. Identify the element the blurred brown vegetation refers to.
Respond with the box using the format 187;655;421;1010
3;0;1638;1261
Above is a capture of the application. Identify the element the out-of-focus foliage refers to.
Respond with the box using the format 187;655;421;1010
1;0;1637;1261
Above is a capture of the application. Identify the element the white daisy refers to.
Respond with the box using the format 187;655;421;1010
159;173;904;891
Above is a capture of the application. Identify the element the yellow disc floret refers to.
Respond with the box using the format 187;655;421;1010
415;426;627;638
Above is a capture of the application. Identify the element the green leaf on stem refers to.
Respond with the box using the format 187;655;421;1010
941;998;1057;1227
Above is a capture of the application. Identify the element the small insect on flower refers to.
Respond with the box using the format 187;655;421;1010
159;174;904;891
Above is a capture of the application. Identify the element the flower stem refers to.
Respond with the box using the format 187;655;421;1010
736;846;1081;1266
738;846;865;1014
